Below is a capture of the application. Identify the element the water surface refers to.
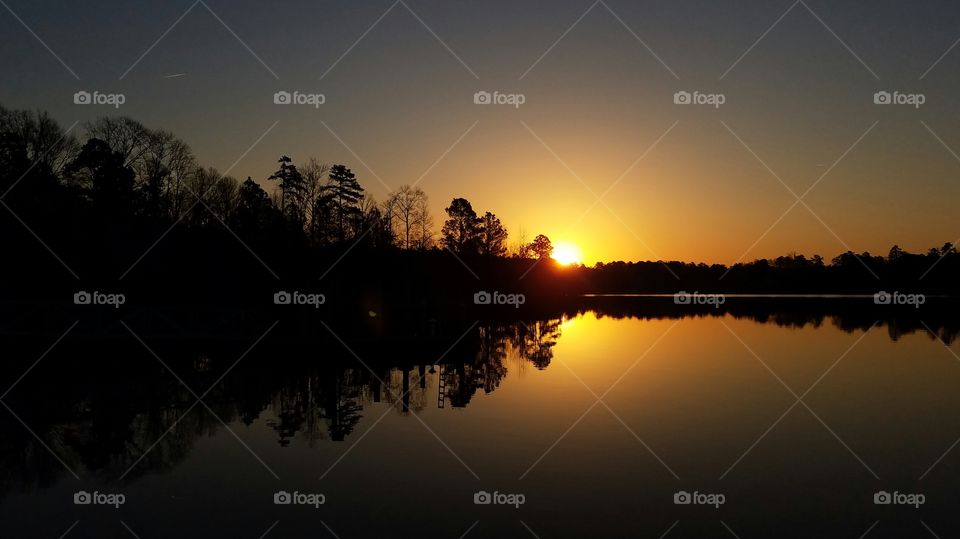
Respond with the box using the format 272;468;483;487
2;307;959;538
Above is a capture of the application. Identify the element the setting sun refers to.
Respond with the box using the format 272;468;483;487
552;241;583;266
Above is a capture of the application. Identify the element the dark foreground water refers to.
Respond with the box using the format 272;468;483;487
2;303;960;538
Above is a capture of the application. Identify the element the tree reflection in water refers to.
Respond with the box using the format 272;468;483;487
0;304;957;499
0;318;563;498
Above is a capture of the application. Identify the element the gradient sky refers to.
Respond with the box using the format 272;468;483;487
3;0;960;264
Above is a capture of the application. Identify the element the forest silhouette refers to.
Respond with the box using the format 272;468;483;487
2;105;959;313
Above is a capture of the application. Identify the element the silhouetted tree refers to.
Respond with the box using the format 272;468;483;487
82;117;198;222
300;157;330;232
328;164;364;241
84;117;150;165
0;130;30;193
528;234;553;260
413;194;434;249
0;107;77;217
888;245;904;261
185;166;223;226
831;251;860;267
441;197;480;254
136;129;195;220
477;211;508;257
309;189;337;245
354;194;393;247
204;172;239;223
386;185;430;249
1;106;78;174
268;155;307;226
64;138;137;218
231;177;280;235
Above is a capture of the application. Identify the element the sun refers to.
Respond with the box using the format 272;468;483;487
552;241;583;266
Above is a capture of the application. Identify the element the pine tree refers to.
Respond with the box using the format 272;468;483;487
328;164;364;241
268;155;306;224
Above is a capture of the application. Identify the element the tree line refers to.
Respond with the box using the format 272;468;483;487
0;105;562;262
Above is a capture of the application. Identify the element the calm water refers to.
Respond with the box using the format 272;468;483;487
2;308;960;538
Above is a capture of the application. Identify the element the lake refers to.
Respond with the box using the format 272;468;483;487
1;302;959;538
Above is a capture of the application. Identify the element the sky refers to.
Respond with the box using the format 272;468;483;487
3;0;960;265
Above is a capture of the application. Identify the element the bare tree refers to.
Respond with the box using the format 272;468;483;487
206;175;239;222
185;166;225;226
300;157;329;231
136;129;195;219
386;185;429;249
379;197;395;244
413;194;434;249
355;193;393;246
0;106;80;173
85;117;197;220
511;226;530;258
84;117;151;166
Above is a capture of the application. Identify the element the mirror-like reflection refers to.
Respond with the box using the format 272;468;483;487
0;317;565;495
2;300;959;537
